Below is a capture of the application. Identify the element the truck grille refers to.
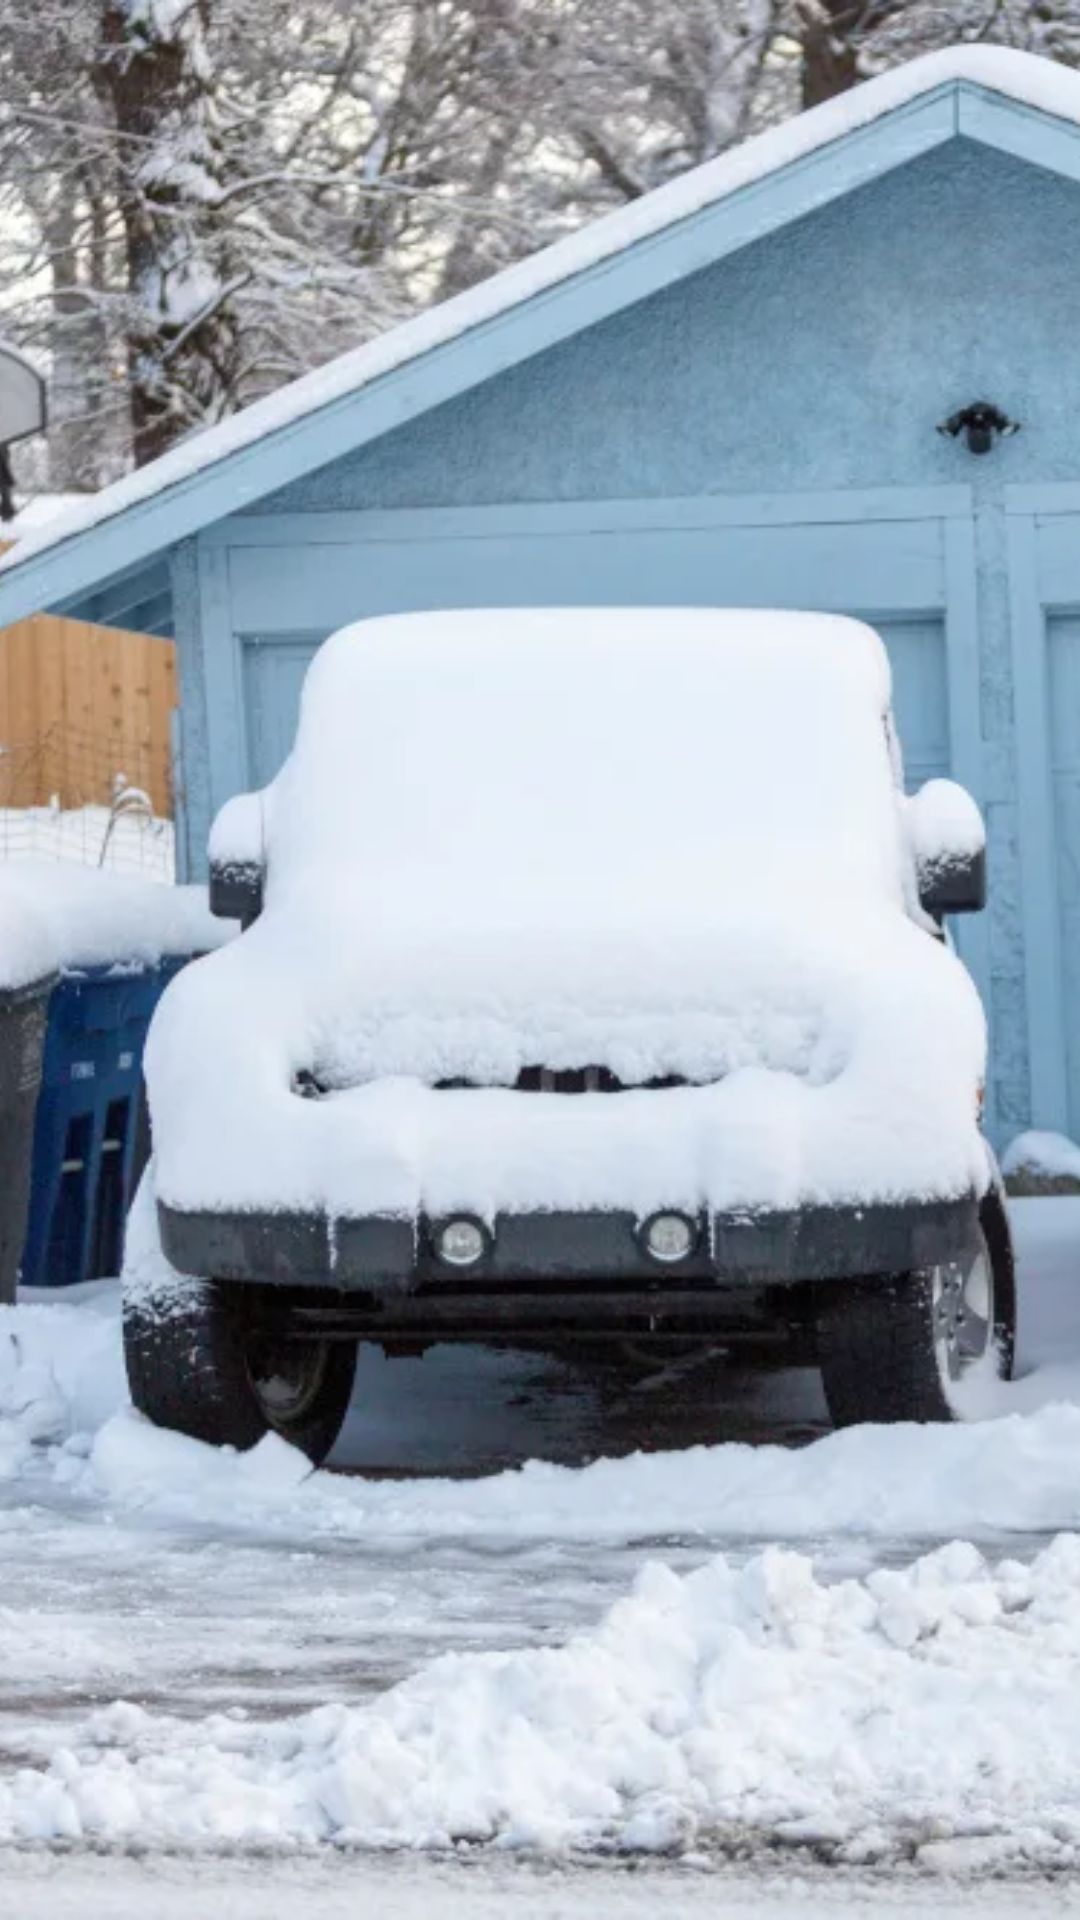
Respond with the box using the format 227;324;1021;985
437;1066;687;1094
295;1066;689;1098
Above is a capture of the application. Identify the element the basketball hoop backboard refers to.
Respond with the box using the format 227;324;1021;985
0;341;46;444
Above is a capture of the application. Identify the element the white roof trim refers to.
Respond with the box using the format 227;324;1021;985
3;45;1076;581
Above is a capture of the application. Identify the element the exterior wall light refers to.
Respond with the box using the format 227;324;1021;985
937;401;1020;455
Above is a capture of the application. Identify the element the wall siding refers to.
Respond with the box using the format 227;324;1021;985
168;538;208;884
255;143;1080;513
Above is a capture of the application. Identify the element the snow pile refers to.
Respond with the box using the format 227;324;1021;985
6;1534;1080;1864
1;492;82;541
79;1398;1080;1545
0;861;229;989
1002;1130;1080;1194
208;790;263;869
904;779;985;874
148;609;988;1221
0;1287;123;1480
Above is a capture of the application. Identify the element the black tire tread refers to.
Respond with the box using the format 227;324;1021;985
818;1196;1015;1430
818;1270;951;1427
124;1281;356;1463
125;1283;268;1451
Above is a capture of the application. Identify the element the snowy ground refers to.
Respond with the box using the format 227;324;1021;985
1;1199;1080;1904
9;1853;1080;1920
4;1853;1080;1920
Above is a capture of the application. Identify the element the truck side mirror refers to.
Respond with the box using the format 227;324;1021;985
209;859;264;926
208;791;266;928
917;845;986;917
907;779;987;918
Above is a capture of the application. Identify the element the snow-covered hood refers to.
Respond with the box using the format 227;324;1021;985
146;894;987;1220
230;895;946;1091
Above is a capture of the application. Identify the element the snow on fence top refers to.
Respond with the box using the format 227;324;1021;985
0;862;230;990
147;608;988;1220
1;46;1077;584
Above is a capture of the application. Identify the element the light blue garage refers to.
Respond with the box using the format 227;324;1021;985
4;46;1080;1147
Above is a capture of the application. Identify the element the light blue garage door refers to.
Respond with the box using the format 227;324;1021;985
233;505;953;797
242;612;948;795
1048;614;1080;1129
243;637;319;791
1011;490;1080;1139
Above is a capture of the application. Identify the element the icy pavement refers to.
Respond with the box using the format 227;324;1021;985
0;1200;1079;1880
6;1854;1080;1920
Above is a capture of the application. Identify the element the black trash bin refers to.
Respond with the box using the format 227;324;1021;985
0;973;54;1305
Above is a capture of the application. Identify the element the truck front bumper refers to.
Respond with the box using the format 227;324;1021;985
159;1194;979;1337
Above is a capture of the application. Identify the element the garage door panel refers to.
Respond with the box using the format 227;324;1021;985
228;516;946;633
242;635;324;790
1024;498;1080;1136
1033;516;1080;604
1049;613;1080;1132
237;520;952;800
869;616;950;791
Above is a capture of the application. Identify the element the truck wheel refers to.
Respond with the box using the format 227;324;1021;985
817;1196;1015;1428
124;1281;357;1465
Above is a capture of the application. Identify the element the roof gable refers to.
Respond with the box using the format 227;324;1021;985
5;45;1080;625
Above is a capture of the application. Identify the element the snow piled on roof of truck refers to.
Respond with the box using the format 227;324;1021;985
146;607;987;1220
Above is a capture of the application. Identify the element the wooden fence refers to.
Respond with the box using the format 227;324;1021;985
0;615;177;817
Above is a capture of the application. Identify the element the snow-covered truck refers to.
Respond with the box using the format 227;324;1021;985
123;608;1014;1460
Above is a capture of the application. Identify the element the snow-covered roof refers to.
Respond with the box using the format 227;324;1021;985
0;493;83;546
0;45;1077;619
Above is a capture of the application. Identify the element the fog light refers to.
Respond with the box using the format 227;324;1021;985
435;1217;487;1268
643;1212;696;1264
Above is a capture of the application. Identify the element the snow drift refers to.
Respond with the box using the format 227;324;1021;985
147;608;988;1221
79;1396;1080;1546
0;1286;125;1481
6;1534;1080;1866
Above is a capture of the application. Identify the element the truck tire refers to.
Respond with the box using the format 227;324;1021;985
817;1193;1015;1428
124;1280;356;1465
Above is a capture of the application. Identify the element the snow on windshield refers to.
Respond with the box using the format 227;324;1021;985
147;608;988;1220
270;608;902;913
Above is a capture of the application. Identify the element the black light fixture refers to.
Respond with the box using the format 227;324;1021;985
937;401;1020;456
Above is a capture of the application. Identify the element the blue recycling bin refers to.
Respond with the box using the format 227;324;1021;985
20;956;189;1290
